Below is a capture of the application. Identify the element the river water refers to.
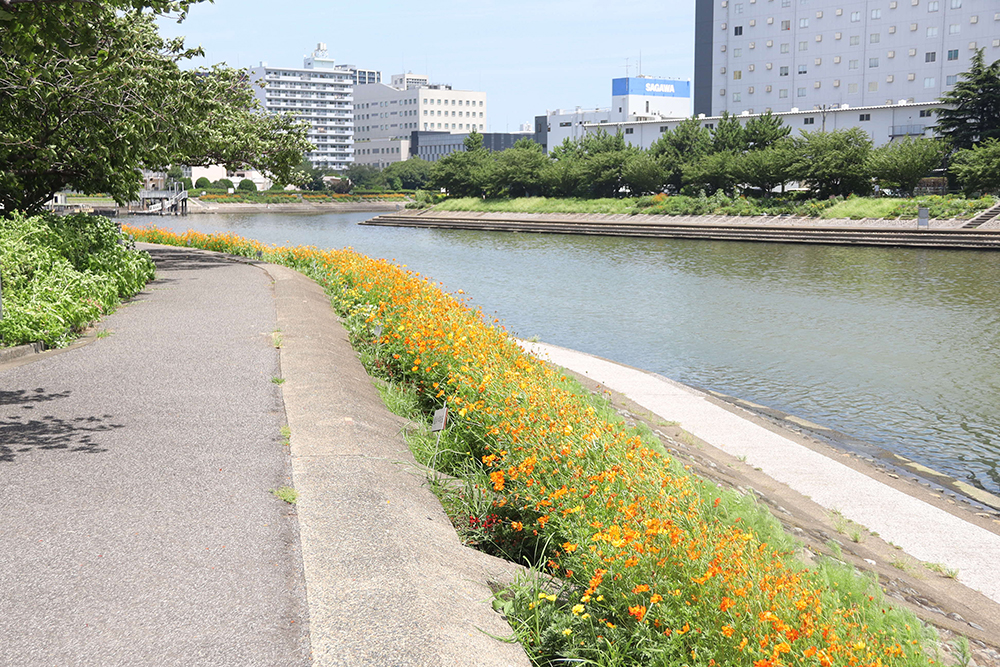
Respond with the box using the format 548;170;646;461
131;211;1000;495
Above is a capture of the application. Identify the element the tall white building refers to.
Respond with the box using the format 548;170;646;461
694;0;1000;118
250;44;380;172
353;74;488;167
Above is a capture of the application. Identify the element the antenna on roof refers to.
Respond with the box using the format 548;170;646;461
625;57;630;78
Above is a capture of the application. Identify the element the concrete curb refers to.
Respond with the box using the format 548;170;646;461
0;341;44;364
520;339;1000;607
260;262;531;667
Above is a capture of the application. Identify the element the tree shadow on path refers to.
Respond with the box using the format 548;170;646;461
0;389;122;462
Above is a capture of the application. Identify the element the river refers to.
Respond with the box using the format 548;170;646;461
131;211;1000;495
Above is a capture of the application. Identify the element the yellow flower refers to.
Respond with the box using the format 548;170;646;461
572;604;585;615
562;628;572;636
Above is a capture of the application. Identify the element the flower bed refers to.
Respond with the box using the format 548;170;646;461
124;224;938;667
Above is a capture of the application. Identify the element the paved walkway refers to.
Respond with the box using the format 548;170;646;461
520;340;1000;606
0;245;528;667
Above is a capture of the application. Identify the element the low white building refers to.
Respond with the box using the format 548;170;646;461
583;99;939;150
353;74;488;167
536;76;692;151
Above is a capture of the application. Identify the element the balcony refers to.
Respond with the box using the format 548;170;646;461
889;124;926;137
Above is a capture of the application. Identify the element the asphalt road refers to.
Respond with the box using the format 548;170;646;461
0;246;310;666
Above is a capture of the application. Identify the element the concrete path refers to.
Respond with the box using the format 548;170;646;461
520;340;1000;606
0;245;529;666
0;246;309;666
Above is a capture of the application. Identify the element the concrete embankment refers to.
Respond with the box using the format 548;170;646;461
363;209;1000;249
186;200;405;215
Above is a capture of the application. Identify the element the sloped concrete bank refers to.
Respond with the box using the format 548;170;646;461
363;209;1000;249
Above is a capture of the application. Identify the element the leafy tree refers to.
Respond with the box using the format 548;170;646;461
181;177;193;190
742;111;792;151
649;117;712;192
429;130;494;197
732;140;796;196
268;182;285;191
382;157;433;190
237;178;257;192
950;139;1000;195
620;152;666;196
792;128;874;198
213;178;235;190
194;177;211;189
0;3;311;213
573;129;637;198
491;138;548;198
866;137;947;196
166;165;184;183
681;152;739;196
345;163;387;190
934;49;1000;150
711;112;747;154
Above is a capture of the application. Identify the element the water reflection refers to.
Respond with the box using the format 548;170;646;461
131;212;1000;493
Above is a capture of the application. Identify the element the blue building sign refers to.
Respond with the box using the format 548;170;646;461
612;77;691;98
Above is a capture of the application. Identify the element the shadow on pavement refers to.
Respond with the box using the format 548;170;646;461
144;246;244;273
0;388;122;462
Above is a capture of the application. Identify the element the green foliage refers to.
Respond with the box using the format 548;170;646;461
181;177;193;190
0;213;155;347
428;129;494;197
867;138;948;196
948;139;1000;195
681;151;739;196
934;49;1000;150
743;111;792;150
212;178;235;191
711;111;748;154
491;138;548;198
237;178;257;192
793;128;874;198
194;177;212;189
383;157;433;190
0;3;312;213
732;140;796;196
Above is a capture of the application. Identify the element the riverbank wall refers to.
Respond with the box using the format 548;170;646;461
363;209;1000;249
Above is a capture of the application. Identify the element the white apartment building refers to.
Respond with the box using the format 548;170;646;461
250;44;374;172
694;0;1000;117
353;75;488;167
535;77;692;151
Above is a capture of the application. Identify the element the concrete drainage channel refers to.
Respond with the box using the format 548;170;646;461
363;212;1000;249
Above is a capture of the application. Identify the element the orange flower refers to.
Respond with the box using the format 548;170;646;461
628;605;647;622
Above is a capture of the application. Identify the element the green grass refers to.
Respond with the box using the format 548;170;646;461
271;376;285;385
434;196;638;215
271;486;298;504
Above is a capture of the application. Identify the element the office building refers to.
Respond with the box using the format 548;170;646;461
694;0;1000;117
250;44;380;171
353;74;488;167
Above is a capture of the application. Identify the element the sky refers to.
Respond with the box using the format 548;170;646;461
158;0;696;132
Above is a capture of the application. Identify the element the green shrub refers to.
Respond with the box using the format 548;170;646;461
194;177;211;189
237;179;257;192
0;213;155;347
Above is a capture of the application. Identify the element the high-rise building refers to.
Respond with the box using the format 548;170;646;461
694;0;999;118
353;74;488;167
250;44;381;171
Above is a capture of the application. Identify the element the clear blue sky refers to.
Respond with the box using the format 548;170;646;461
158;0;695;132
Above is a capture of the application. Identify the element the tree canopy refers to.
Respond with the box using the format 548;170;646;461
0;1;312;213
934;49;1000;150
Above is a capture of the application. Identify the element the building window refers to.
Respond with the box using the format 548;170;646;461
780;65;789;76
925;51;936;62
869;81;879;91
781;20;790;30
870;33;880;43
734;25;744;35
797;87;806;97
799;18;809;27
781;43;790;53
850;35;860;45
951;0;962;6
872;8;881;18
849;59;859;69
779;88;789;98
799;41;808;51
919;109;934;117
928;0;939;9
946;74;958;85
849;83;859;93
924;77;936;88
869;57;880;67
949;23;960;33
798;64;808;74
851;11;861;21
734;70;743;79
803;117;815;125
927;27;938;37
625;127;634;134
733;92;742;102
948;49;959;60
859;113;871;121
734;48;742;57
734;2;743;12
